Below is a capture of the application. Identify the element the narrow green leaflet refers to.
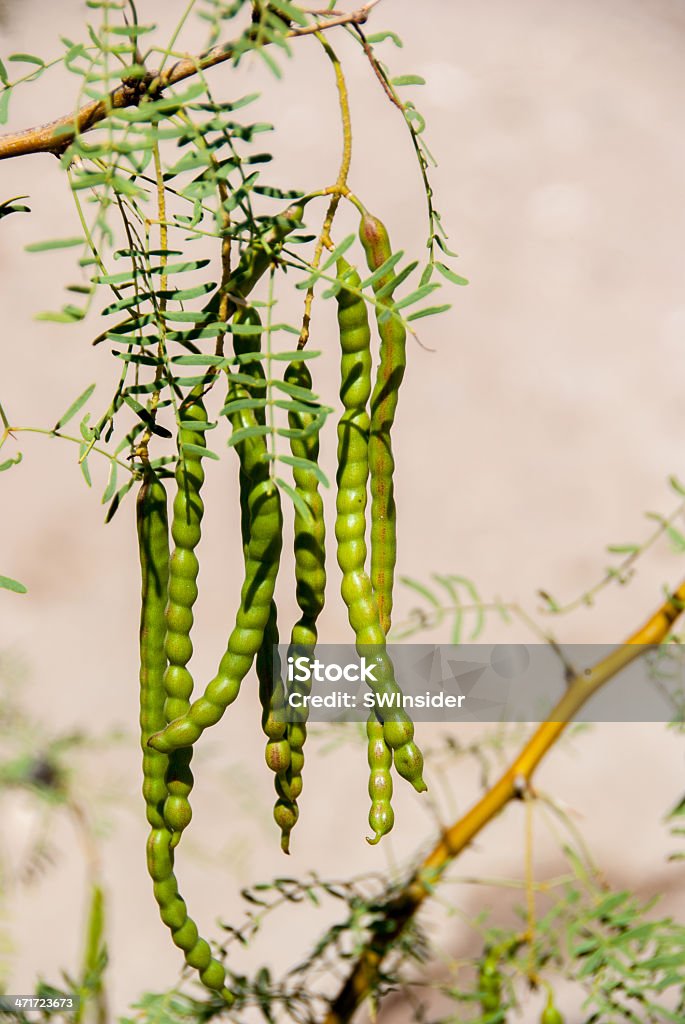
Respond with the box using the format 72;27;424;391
0;453;22;472
271;378;319;402
178;420;216;432
391;74;426;87
227;424;271;448
321;235;356;272
392;283;440;311
79;449;93;488
220;397;267;416
399;575;443;611
0;89;11;126
181;442;220;461
435;261;468;286
359;251;404;292
0;575;27;594
268;350;321;362
101;462;118;505
8;52;46;67
375;261;419;300
406;303;451;321
273;454;329;488
53;384;96;431
25;237;84;253
366;31;404;47
275;477;312;524
104;475;137;523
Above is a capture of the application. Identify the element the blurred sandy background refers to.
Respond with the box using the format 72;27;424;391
1;0;685;1019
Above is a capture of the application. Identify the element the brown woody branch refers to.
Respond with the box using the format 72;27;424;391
322;580;685;1024
0;1;380;161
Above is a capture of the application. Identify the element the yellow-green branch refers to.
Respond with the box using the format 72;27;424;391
0;2;380;161
322;578;685;1024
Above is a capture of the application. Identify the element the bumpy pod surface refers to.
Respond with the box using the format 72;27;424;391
232;307;295;842
358;212;406;638
334;257;426;795
275;358;326;852
147;827;233;1002
149;391;283;753
162;391;207;844
366;713;394;844
137;471;170;830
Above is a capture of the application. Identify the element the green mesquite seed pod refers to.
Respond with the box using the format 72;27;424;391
258;602;291;765
227;203;305;306
147;213;300;771
358;212;406;639
138;476;231;1002
201;203;305;321
275;358;326;853
162;390;207;846
148;391;283;753
232;305;267;560
137;470;170;831
541;999;564;1024
366;713;394;844
146;826;233;1002
231;306;297;848
334;257;426;797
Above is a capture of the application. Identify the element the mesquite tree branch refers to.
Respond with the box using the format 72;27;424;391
322;579;685;1024
0;1;380;161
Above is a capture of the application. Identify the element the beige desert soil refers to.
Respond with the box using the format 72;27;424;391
1;0;685;1019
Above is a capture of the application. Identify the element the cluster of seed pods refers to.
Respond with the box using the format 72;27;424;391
136;204;425;998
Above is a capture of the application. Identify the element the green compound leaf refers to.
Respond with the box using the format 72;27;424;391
0;575;27;594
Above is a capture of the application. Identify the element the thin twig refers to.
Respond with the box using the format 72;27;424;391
298;31;352;349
